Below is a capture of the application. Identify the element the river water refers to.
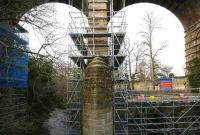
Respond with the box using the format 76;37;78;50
44;109;68;135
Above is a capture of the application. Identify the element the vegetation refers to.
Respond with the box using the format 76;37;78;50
138;11;167;90
187;57;200;88
26;56;69;135
0;56;70;135
128;11;170;90
0;2;72;134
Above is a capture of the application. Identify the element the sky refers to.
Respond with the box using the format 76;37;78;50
122;3;185;76
20;2;185;76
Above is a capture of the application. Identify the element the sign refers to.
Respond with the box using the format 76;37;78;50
159;78;172;91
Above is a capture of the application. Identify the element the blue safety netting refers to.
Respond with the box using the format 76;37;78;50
0;23;28;88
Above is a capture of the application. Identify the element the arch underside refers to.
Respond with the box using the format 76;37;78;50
1;0;199;29
0;0;83;24
114;0;200;70
114;0;200;29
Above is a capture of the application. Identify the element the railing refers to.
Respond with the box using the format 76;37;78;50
127;88;200;102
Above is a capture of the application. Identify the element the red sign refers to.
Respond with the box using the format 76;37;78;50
159;78;173;91
160;82;172;87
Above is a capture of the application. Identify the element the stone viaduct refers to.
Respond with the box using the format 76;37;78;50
1;0;200;70
1;1;200;134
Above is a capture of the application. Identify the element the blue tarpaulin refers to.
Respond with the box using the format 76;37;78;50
0;24;28;88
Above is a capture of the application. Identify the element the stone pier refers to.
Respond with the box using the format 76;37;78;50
83;56;113;135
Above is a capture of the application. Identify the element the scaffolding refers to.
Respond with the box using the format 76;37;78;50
66;1;200;135
66;0;129;133
128;89;200;135
65;61;82;135
109;11;129;135
65;10;86;135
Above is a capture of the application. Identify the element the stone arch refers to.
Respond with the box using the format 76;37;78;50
0;0;84;24
1;0;200;73
113;0;200;73
114;0;200;29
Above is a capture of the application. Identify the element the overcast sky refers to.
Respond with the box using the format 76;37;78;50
123;3;185;76
21;2;185;76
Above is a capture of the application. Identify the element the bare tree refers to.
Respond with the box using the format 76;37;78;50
0;2;73;133
0;2;59;57
126;39;146;89
158;64;173;77
138;11;167;90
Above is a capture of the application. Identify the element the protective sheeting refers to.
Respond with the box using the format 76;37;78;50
0;23;28;88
